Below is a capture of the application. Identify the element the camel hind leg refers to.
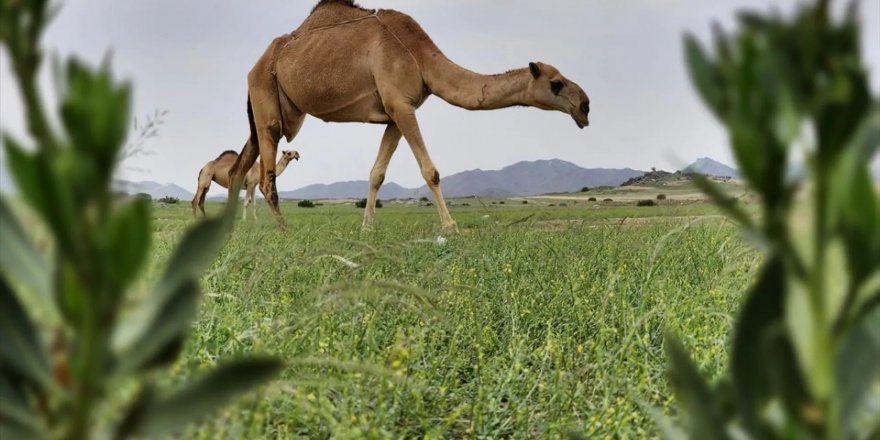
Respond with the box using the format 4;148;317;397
192;167;212;218
229;139;258;204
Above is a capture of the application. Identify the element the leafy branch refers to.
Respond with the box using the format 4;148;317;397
666;1;879;439
0;1;281;439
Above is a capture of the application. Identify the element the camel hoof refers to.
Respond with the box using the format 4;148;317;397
274;217;287;230
440;222;459;234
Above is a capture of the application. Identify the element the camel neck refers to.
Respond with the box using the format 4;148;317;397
423;55;529;111
276;159;291;176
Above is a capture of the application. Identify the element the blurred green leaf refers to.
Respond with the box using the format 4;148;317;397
0;196;56;323
114;385;156;440
766;330;815;428
60;58;131;183
730;256;785;436
137;357;282;439
772;90;802;146
824;239;849;329
57;260;88;327
786;278;832;402
691;175;755;230
665;335;731;440
829;113;880;283
816;69;871;161
0;276;53;391
850;271;880;322
0;422;44;440
684;34;726;120
116;279;199;374
4;137;76;250
113;212;232;361
847;103;880;160
103;197;152;291
649;407;686;440
0;370;42;436
153;214;231;304
835;306;880;438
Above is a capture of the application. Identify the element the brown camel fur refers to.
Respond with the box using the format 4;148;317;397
193;149;299;219
230;0;590;230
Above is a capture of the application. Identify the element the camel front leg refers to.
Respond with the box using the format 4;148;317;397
363;124;402;229
249;91;305;227
390;108;456;231
257;137;281;220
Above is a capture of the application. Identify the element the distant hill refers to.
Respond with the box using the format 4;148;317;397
683;157;739;178
114;180;194;200
277;159;645;200
279;181;414;200
413;159;644;198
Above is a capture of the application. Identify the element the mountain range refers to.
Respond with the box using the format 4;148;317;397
105;157;743;201
112;180;193;200
278;159;645;199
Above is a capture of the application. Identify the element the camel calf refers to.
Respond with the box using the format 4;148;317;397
193;149;299;219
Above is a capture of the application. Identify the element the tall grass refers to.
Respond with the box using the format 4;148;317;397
147;204;753;438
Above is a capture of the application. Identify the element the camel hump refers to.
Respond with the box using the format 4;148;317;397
215;150;239;160
310;0;369;14
376;9;442;60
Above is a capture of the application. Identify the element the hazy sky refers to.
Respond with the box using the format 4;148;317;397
1;0;879;195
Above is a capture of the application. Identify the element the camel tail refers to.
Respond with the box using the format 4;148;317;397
247;95;258;145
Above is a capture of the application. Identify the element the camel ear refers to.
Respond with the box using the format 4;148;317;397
529;62;541;79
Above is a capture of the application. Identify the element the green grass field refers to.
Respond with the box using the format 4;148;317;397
145;192;757;439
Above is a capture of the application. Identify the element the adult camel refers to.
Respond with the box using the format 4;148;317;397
230;0;590;231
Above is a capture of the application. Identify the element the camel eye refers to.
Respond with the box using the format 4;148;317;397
550;80;564;95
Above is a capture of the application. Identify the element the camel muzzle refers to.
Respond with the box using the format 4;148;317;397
571;110;589;129
576;102;590;128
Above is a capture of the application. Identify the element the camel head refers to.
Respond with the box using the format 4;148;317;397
281;150;300;163
526;62;590;129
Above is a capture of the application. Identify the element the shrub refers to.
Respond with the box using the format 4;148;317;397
354;198;382;208
603;198;613;202
419;196;429;202
636;199;656;207
588;197;597;202
666;2;880;438
158;195;179;204
298;199;316;208
522;200;528;204
462;203;470;206
499;201;505;205
425;202;433;207
548;204;556;207
656;194;666;200
0;4;280;438
135;192;152;202
580;186;590;192
559;203;568;207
